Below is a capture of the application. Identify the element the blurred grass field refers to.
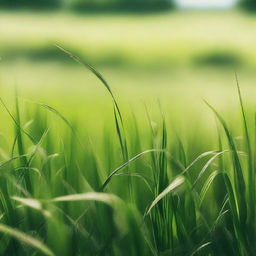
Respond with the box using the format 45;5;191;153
2;10;256;67
1;10;256;132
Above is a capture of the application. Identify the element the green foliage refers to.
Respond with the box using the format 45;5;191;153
0;51;256;255
240;0;256;11
0;0;173;10
68;0;173;11
0;0;61;9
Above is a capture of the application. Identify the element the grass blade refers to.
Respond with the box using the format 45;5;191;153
145;175;185;216
101;149;164;191
0;223;55;256
205;100;247;226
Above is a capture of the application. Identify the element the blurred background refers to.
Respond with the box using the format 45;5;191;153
1;0;256;134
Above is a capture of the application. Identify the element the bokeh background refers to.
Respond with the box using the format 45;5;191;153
1;0;256;135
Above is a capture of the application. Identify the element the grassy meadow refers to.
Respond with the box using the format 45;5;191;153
1;9;256;255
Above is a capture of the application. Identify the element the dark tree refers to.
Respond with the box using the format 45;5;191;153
240;0;256;11
0;0;173;11
0;0;61;9
120;0;173;10
68;0;174;11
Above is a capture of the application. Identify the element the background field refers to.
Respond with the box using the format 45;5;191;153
1;10;256;125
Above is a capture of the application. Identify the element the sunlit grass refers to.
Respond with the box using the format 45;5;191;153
0;51;256;255
1;10;256;68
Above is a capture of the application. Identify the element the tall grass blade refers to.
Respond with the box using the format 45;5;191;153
55;44;122;120
49;192;122;208
145;175;185;216
235;73;254;224
101;149;164;191
205;100;247;226
0;97;35;144
0;223;55;256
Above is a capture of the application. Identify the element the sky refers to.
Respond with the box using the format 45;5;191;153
174;0;238;9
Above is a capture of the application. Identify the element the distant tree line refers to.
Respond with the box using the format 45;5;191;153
0;0;61;9
0;0;173;10
71;0;173;11
0;0;255;12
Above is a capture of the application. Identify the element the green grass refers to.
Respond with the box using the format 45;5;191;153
2;10;256;68
2;10;256;119
0;50;256;255
2;10;256;131
1;9;256;255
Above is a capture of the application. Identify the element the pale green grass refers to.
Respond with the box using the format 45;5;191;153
1;10;256;67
